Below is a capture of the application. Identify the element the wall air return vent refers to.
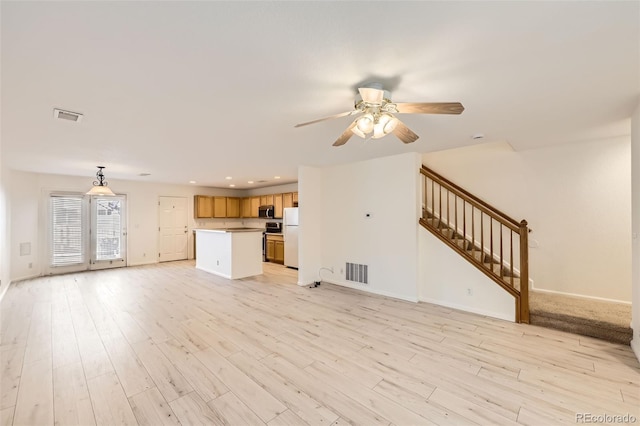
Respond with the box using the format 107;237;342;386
346;262;368;284
53;108;83;122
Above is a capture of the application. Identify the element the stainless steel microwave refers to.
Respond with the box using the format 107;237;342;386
258;205;275;218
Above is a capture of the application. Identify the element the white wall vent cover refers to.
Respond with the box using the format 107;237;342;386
346;262;368;284
53;108;83;122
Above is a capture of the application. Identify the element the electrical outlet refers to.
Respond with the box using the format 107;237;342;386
340;268;344;275
143;253;146;257
217;260;220;266
467;288;473;296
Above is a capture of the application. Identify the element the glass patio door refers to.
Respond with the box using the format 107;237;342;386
90;195;127;269
48;193;127;274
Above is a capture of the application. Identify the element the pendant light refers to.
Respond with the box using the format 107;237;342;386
86;166;116;196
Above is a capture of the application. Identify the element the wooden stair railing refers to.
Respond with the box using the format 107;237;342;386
419;165;530;323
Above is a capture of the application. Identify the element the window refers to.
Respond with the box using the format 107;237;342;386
50;195;85;267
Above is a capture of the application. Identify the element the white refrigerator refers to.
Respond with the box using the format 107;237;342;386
283;207;299;268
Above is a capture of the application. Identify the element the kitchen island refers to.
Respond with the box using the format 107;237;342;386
194;228;263;279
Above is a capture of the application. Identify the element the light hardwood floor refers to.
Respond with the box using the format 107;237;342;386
1;260;639;425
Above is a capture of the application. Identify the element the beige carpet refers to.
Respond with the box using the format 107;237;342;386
529;291;632;345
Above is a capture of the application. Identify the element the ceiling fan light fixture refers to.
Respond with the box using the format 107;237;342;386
378;113;398;134
358;87;384;104
356;113;375;134
351;125;366;138
370;114;398;139
294;83;463;147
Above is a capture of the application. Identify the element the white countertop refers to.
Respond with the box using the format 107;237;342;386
195;228;264;233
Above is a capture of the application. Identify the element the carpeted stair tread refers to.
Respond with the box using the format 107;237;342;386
529;291;632;344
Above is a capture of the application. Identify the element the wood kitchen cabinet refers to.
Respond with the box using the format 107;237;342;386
266;234;284;263
240;197;251;218
283;192;293;209
274;240;284;263
293;192;298;205
260;194;274;206
266;240;275;260
250;197;260;217
273;193;283;218
226;197;240;218
194;196;213;218
213;197;227;218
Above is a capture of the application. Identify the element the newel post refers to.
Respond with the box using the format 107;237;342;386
518;220;530;323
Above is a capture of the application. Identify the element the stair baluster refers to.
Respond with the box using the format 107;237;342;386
419;165;530;323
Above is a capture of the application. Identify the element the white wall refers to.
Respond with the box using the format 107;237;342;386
423;137;632;302
419;228;515;321
298;166;323;286
631;102;640;361
244;182;298;197
0;157;11;300
313;152;421;302
8;171;39;281
7;169;291;281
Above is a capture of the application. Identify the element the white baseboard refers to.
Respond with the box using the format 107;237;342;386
0;280;11;303
419;296;515;322
128;260;159;267
11;273;41;282
530;287;631;305
323;279;418;303
631;338;640;363
195;265;231;280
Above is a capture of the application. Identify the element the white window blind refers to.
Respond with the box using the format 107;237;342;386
50;195;84;266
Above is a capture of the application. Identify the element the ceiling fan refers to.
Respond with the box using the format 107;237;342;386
294;83;464;146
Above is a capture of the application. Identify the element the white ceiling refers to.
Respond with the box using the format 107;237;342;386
2;1;639;189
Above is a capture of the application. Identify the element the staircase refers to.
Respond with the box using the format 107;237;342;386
419;165;530;323
419;165;634;344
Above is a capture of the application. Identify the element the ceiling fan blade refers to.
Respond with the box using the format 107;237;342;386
295;110;357;128
395;102;464;115
358;87;384;104
393;120;419;144
333;122;357;147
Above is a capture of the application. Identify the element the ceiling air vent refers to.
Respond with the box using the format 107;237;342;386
53;108;83;122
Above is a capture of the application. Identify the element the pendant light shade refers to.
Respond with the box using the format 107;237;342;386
87;166;116;196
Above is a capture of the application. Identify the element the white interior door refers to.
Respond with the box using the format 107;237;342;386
158;196;188;262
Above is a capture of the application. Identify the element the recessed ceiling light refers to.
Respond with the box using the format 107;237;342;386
274;176;281;179
229;184;235;187
138;173;151;177
248;181;254;184
189;180;196;184
225;176;232;180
